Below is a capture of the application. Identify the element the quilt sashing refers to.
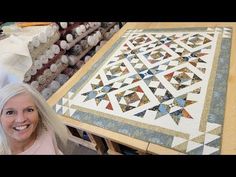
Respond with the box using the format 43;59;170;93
53;27;232;154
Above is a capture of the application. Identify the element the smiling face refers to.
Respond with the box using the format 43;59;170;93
0;92;39;147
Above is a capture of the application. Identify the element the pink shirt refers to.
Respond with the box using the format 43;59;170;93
18;129;63;155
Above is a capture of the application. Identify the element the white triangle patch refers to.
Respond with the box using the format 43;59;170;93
120;66;127;71
68;91;74;98
186;72;194;78
62;98;68;105
204;133;220;144
203;145;219;155
136;92;144;99
163;98;174;105
223;34;231;38
124;90;133;96
170;78;179;84
223;27;232;31
206;122;221;132
207;28;214;31
56;104;62;112
189;131;205;140
129;100;140;107
215;27;222;32
62;106;68;114
186;140;203;152
181;80;192;86
171;136;187;148
119;97;127;105
68;100;74;107
106;71;112;76
69;108;76;117
169;106;182;113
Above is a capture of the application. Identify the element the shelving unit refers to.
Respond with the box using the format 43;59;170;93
67;24;100;50
22;22;123;101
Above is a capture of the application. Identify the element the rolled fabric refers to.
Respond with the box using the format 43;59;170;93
36;55;42;61
59;22;68;29
28;41;34;52
40;54;49;64
29;66;37;76
56;62;64;71
100;40;107;46
50;64;58;73
104;32;110;40
45;49;54;59
96;30;102;39
93;35;98;46
50;44;60;55
84;23;90;29
108;32;113;39
49;80;61;93
66;33;73;43
94;35;100;46
87;49;95;56
60;40;69;50
49;47;56;57
24;72;31;82
71;29;79;38
43;69;52;78
76;60;84;70
32;36;40;48
80;25;86;33
95;22;101;27
34;60;43;70
41;87;53;100
84;55;91;63
51;24;59;33
95;45;101;52
87;35;95;46
55;74;69;85
31;80;39;89
110;28;115;35
79;39;89;50
101;22;109;28
46;25;54;38
114;24;120;32
37;75;47;85
61;55;69;64
75;26;83;35
69;44;82;55
63;67;75;77
88;22;95;28
38;32;47;43
108;22;114;25
68;55;77;66
44;50;50;60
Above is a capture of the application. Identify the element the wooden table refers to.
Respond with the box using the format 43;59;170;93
48;22;236;155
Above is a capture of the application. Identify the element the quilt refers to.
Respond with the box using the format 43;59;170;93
54;27;232;154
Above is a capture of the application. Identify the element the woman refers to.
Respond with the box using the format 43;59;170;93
0;83;68;154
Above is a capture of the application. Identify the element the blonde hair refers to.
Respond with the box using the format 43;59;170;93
0;83;68;154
